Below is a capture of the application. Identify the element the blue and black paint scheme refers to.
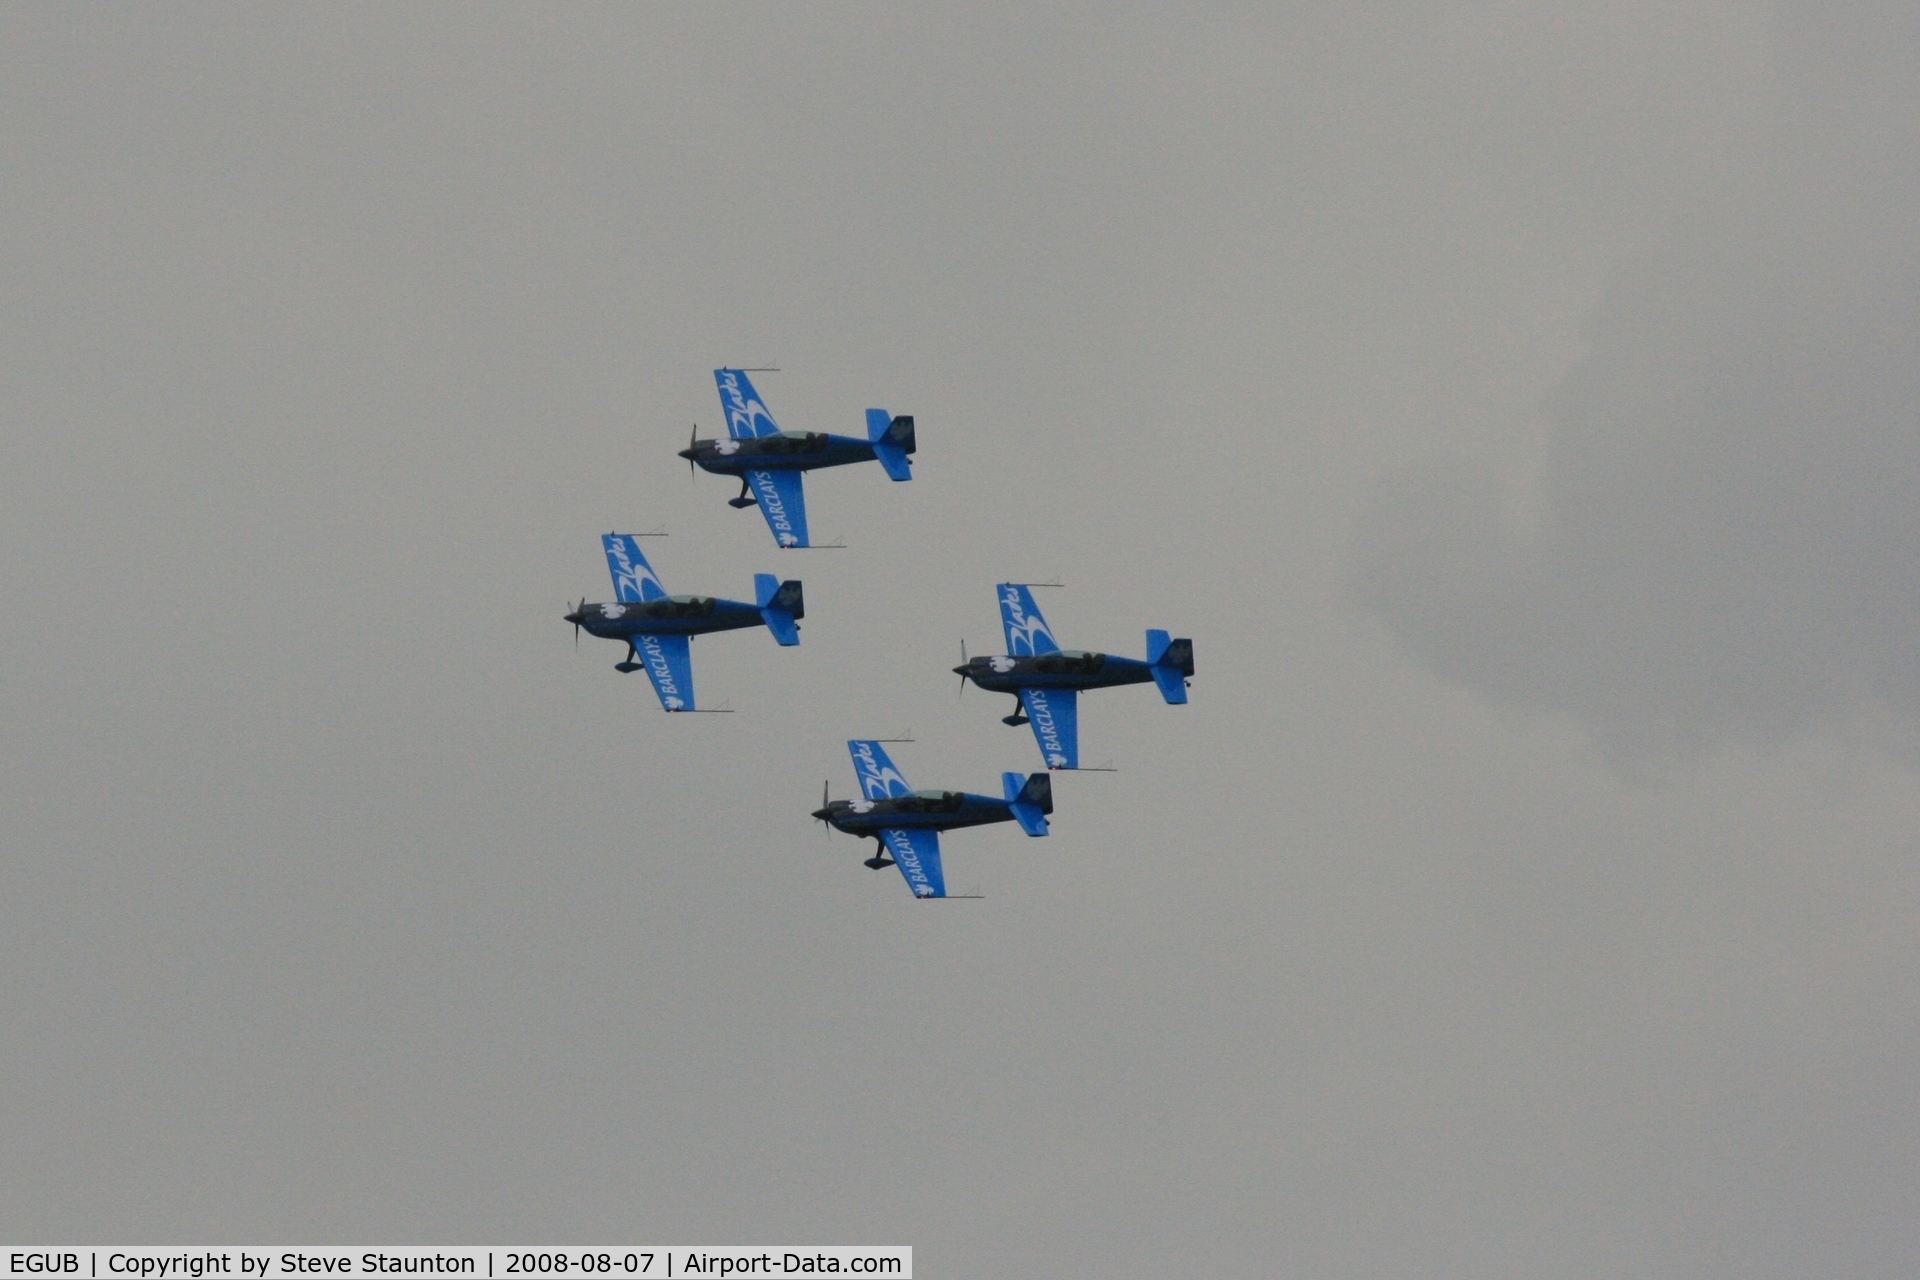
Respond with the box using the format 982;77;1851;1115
953;584;1195;770
678;368;916;548
564;533;803;712
811;740;1052;900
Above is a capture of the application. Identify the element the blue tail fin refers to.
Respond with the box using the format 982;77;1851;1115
1146;629;1194;704
866;409;915;481
754;574;804;646
1001;771;1052;836
998;583;1061;655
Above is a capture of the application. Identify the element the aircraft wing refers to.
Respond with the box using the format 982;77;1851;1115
1019;687;1078;770
745;469;809;548
603;534;668;603
880;827;946;898
631;633;695;712
714;368;782;440
998;583;1061;655
848;740;911;799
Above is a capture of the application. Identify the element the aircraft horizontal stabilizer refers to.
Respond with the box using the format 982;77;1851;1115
1002;771;1052;837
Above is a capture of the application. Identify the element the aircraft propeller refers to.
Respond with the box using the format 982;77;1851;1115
956;639;969;698
813;780;833;838
688;424;698;483
564;597;587;648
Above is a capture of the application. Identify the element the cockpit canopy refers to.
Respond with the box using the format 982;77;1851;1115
755;430;829;454
1032;649;1106;675
890;789;964;813
640;594;716;618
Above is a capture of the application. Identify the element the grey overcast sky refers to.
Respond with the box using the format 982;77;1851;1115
4;4;1917;1276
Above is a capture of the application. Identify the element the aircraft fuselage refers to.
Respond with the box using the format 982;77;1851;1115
955;650;1157;694
680;432;880;476
569;596;764;639
813;791;1019;835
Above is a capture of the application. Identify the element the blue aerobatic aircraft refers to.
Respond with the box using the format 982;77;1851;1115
953;584;1195;770
564;533;803;712
812;740;1053;899
678;368;915;548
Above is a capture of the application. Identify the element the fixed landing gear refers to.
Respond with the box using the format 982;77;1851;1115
863;838;895;870
615;643;640;673
1002;697;1029;727
727;478;756;509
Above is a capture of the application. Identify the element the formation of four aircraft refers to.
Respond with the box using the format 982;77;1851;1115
565;370;1196;898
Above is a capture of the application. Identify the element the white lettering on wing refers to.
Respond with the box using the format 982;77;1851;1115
719;370;776;438
1026;691;1068;768
1001;585;1057;655
752;472;799;546
641;635;684;709
852;741;909;798
886;830;931;890
607;537;664;602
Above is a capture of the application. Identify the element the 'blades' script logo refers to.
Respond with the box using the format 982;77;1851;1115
1001;585;1058;656
607;537;666;602
852;741;909;799
718;370;777;439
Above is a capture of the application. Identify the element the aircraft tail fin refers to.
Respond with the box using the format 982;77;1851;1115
755;574;804;646
867;410;915;481
1002;771;1053;836
1146;629;1194;704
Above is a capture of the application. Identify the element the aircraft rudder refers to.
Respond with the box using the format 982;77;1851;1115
1016;771;1053;813
772;579;803;617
